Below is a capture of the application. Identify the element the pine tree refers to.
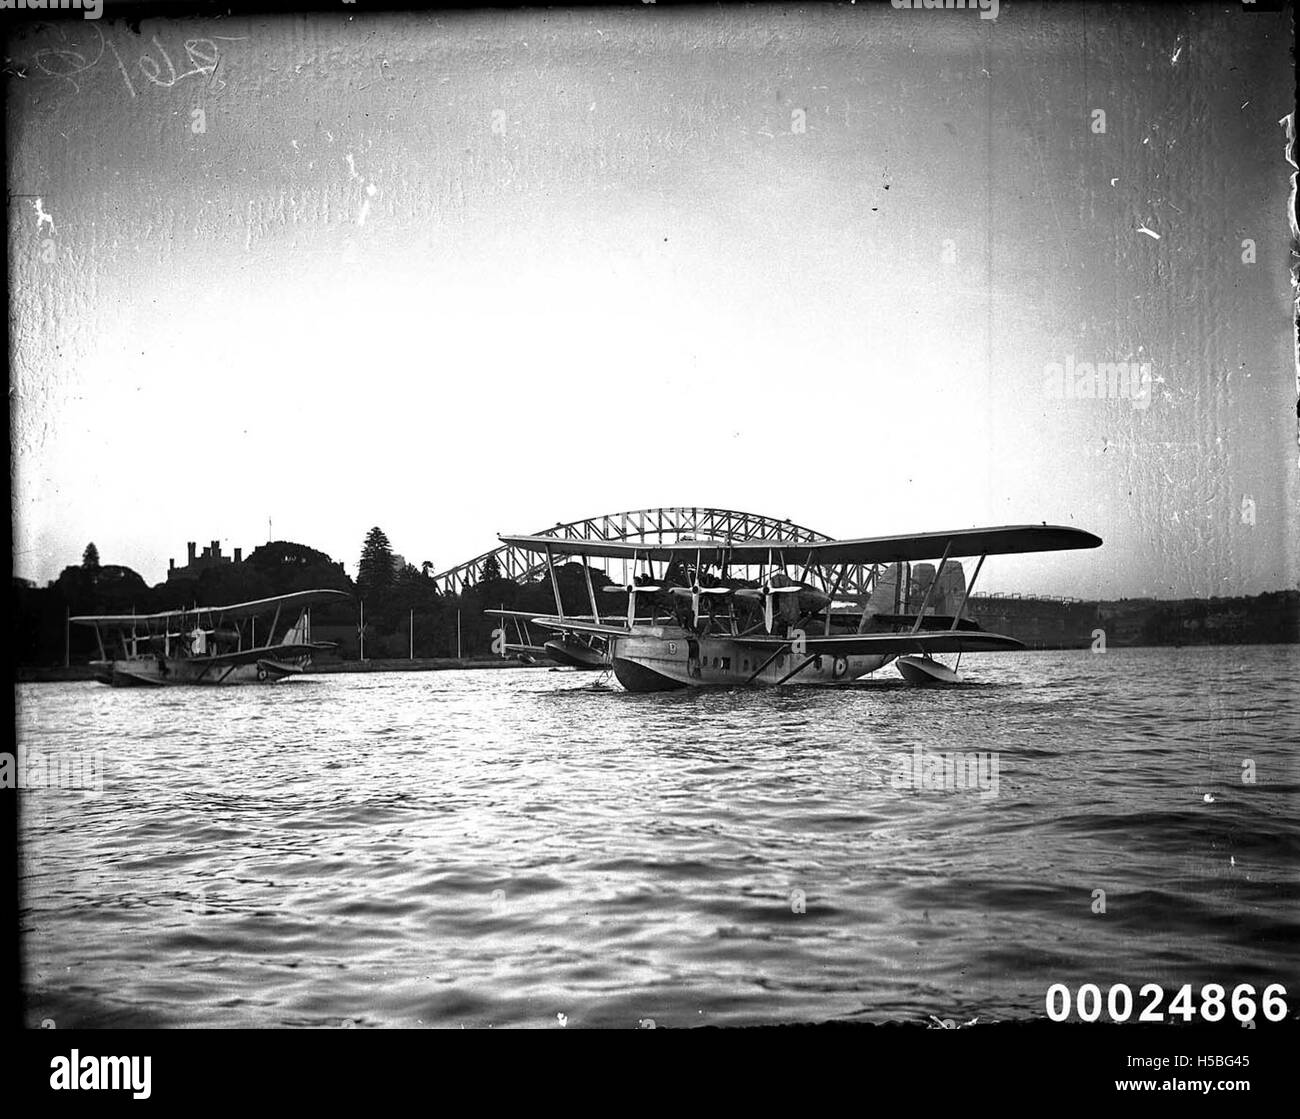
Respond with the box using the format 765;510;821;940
480;554;502;584
358;527;395;593
82;542;100;569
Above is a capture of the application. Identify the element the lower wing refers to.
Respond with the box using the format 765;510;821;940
485;609;607;624
197;642;335;666
498;616;634;640
734;631;1024;655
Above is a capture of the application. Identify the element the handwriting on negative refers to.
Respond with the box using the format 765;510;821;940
26;24;245;97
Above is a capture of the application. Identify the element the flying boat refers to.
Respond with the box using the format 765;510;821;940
70;589;350;686
487;525;1101;691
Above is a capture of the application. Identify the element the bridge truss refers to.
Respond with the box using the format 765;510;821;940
427;507;880;602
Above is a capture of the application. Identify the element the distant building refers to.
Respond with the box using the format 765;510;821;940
168;539;243;581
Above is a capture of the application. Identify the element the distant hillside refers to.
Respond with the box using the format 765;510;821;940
968;589;1299;649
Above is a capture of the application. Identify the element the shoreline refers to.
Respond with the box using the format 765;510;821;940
14;658;546;683
14;639;1297;683
304;658;543;675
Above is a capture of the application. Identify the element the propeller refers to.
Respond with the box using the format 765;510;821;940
669;583;732;626
733;550;792;632
682;550;733;626
735;582;801;632
602;576;663;628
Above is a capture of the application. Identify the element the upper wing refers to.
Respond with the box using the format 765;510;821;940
734;631;1025;655
498;524;1101;566
70;588;351;626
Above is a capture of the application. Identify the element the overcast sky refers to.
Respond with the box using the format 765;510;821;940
8;3;1296;599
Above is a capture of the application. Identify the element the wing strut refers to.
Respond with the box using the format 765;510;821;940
746;640;791;684
857;564;881;632
776;654;818;685
909;541;952;634
545;543;564;621
821;565;848;636
950;553;987;630
581;555;601;625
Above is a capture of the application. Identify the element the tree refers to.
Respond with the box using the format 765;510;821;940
358;527;395;594
421;560;434;578
247;540;335;571
82;542;100;569
471;551;520;611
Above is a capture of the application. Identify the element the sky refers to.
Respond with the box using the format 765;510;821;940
7;3;1297;599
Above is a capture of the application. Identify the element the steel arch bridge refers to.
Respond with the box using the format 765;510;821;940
428;507;878;600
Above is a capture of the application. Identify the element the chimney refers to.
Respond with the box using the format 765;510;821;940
212;539;220;557
187;542;196;564
169;558;175;571
234;547;242;564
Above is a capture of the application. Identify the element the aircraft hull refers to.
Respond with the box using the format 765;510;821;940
92;657;306;686
608;631;891;692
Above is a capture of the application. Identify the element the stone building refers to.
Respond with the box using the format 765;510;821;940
167;539;243;581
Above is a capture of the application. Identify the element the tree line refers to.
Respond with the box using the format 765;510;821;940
12;529;628;666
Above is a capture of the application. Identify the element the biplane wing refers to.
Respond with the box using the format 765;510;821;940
498;524;1101;565
490;614;1021;653
191;642;336;666
484;609;625;626
483;608;602;622
69;588;351;626
501;617;637;640
733;631;1025;656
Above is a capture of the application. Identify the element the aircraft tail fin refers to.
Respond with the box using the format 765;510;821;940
280;610;310;646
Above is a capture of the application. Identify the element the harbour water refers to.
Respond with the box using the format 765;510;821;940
16;645;1300;1028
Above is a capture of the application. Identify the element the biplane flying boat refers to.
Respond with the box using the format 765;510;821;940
70;589;350;687
487;525;1101;691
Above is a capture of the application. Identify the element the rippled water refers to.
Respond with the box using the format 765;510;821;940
16;645;1300;1028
